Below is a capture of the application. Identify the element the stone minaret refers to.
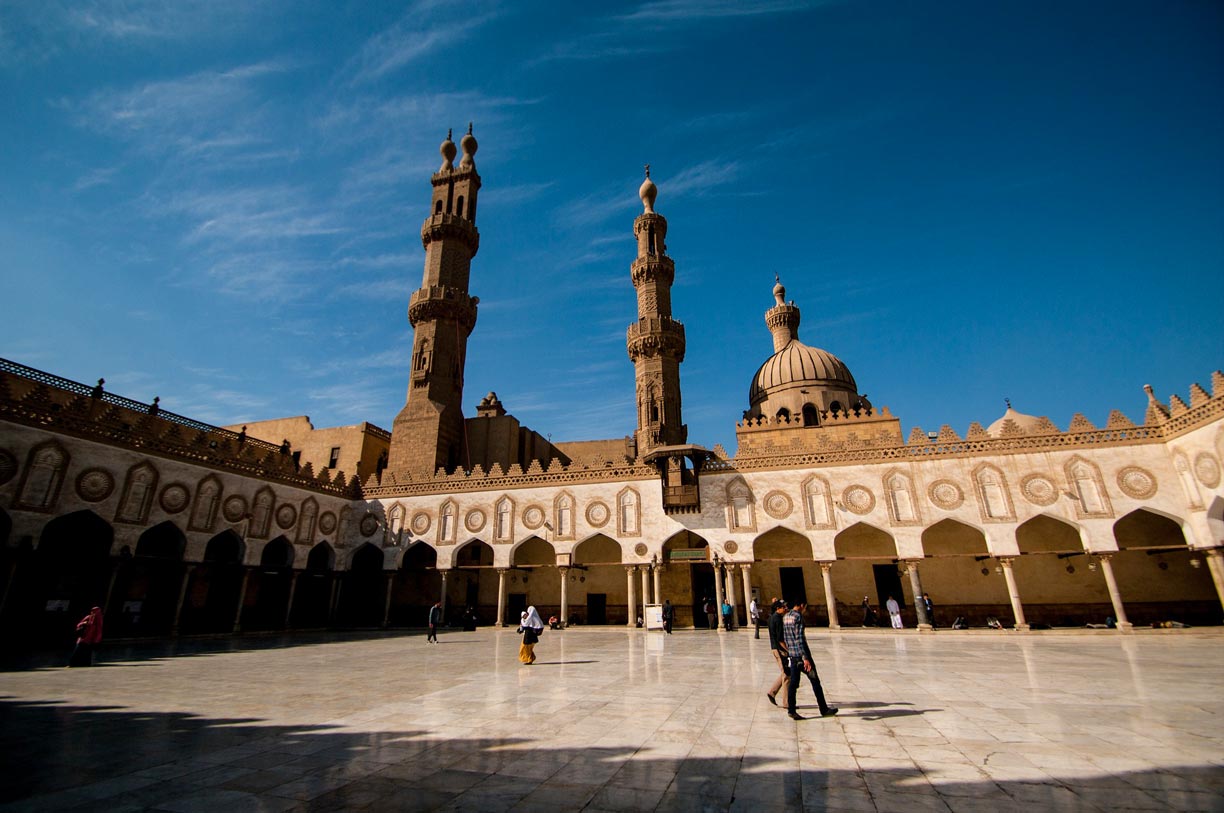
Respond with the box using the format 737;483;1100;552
766;275;800;351
388;126;482;477
627;166;687;456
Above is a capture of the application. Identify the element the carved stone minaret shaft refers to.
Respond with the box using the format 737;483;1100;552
766;276;800;352
388;126;482;477
627;167;687;456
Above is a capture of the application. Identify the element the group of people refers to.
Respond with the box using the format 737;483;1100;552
860;593;937;629
701;597;736;630
764;598;838;720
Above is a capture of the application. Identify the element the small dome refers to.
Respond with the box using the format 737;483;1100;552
459;123;477;169
749;340;857;406
639;165;657;213
439;129;457;171
987;405;1043;437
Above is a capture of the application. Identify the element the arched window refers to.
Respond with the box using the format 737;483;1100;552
556;494;574;538
618;488;640;536
439;500;456;543
251;488;275;538
18;443;67;509
387;504;405;545
803;476;832;528
116;463;158;524
802;404;819;427
189;476;222;531
495;498;513;542
456;195;464;218
434;200;443;215
297;498;318;544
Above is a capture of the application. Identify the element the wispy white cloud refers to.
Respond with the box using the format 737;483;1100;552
343;0;505;84
65;0;281;40
618;0;825;22
660;158;742;198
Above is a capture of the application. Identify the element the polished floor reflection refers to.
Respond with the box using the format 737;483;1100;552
0;627;1221;811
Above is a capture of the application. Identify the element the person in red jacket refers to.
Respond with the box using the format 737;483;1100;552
69;606;104;667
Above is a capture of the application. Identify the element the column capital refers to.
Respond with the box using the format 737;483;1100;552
818;560;834;573
626;565;637;574
996;556;1016;567
1096;552;1114;562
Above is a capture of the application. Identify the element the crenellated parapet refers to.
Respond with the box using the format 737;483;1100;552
420;212;479;255
408;285;478;333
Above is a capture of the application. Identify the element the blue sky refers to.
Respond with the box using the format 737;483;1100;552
2;0;1222;456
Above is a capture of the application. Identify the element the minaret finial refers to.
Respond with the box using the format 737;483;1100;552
638;165;657;213
467;122;473;135
447;128;452;140
644;163;650;178
1005;397;1012;409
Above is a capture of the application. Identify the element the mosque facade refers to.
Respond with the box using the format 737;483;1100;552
1;129;1222;646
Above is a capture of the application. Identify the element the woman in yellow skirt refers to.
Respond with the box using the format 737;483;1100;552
518;606;544;664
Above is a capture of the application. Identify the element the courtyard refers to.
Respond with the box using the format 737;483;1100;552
0;627;1221;812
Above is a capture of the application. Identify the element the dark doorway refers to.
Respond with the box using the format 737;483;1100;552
689;564;716;627
507;592;526;626
587;593;606;625
779;567;807;605
873;563;904;620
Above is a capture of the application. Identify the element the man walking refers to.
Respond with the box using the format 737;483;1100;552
427;601;441;643
764;600;790;706
782;599;838;721
662;599;674;634
704;597;717;631
750;597;761;639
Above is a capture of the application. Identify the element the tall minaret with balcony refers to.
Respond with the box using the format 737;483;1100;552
627;167;687;456
387;126;481;477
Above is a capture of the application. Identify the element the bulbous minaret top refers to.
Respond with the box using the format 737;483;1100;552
459;122;477;170
440;128;457;171
639;164;657;213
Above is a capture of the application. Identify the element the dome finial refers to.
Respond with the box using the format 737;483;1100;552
440;128;457;171
772;274;786;306
459;123;478;170
639;164;657;213
1005;397;1012;410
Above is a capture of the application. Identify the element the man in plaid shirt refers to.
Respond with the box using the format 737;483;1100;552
782;599;838;720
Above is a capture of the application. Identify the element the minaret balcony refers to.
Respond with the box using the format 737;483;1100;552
420;213;480;255
627;317;686;361
409;286;479;331
630;255;675;286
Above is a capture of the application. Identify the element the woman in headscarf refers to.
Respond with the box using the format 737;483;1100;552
69;606;104;667
518;605;545;665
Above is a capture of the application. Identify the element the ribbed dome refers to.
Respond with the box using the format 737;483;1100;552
749;340;857;406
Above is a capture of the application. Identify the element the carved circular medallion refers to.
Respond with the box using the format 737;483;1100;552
634;543;648;557
724;540;739;555
1116;466;1157;500
1020;474;1058;507
586;501;610;528
465;508;487;533
359;512;379;537
927;479;964;510
276;503;297;529
318;511;337;535
223;495;248;523
159;483;190;514
1194;453;1221;488
75;468;114;502
0;449;16;486
522;505;546;530
411;511;431;534
762;490;793;520
842;485;876;515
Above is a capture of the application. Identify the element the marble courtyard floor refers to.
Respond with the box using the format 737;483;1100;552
0;627;1221;812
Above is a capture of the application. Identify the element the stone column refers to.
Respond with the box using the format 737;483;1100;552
171;565;195;635
997;557;1030;632
626;566;637;628
1204;549;1224;616
438;570;449;622
640;566;650;607
559;567;569;628
232;567;251;633
382;573;395;628
284;571;300;629
495;568;508;628
713;562;726;633
820;562;840;630
652;564;662;605
724;565;738;628
1097;554;1133;632
740;564;753;627
905;560;932;631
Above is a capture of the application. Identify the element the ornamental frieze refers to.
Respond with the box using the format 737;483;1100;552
76;468;115;503
927;479;964;510
408;288;478;331
1116;466;1157;500
1019;474;1059;507
419;214;479;253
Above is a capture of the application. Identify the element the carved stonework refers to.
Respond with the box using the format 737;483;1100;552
465;508;487;533
802;475;836;529
76;468;114;503
276;503;297;530
842;485;875;515
586;501;610;528
1020;474;1058;507
223;495;248;523
928;479;964;510
359;512;379;537
160;483;190;514
0;449;15;486
1116;466;1157;500
725;540;739;554
763;490;793;520
319;511;337;535
1194;453;1221;488
523;504;546;530
411;511;431;534
634;542;648;557
1065;456;1113;518
883;470;921;525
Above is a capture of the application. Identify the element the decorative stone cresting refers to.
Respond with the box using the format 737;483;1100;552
842;485;875;515
159;483;189;514
76;468;114;502
1116;466;1158;499
927;479;964;510
1020;474;1058;507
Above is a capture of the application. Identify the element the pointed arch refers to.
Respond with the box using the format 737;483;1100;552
833;522;897;559
115;462;159;524
802;403;819;427
882;468;921;525
617;486;641;537
1113;509;1188;550
574;533;623;564
135;521;186;560
801;474;835;530
260;536;295;569
349;542;385;572
17;441;69;510
296;498;319;545
1064;455;1112;518
920;518;989;556
972;463;1015;522
454;538;494;568
725;476;756;532
307;541;336;571
204;529;245;564
553;490;576;541
512;535;555;566
754;526;815;560
38;509;114;560
188;475;223;532
1016;513;1084;553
